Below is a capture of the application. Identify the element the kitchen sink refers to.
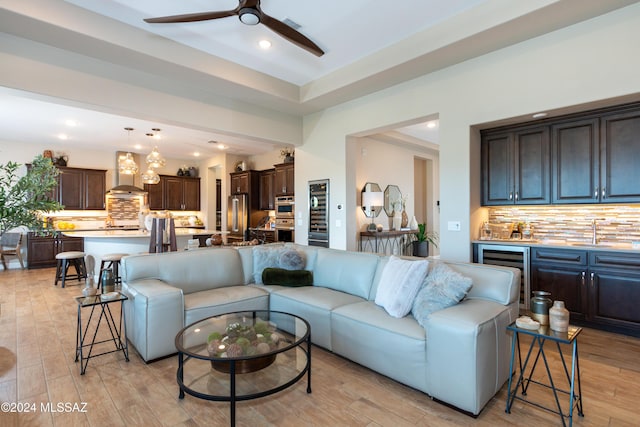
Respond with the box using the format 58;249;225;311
569;242;626;248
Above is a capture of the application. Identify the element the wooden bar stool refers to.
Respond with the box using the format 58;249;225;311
55;251;87;288
98;253;128;289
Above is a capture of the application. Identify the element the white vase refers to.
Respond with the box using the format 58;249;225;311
410;216;418;230
549;300;570;332
392;210;402;230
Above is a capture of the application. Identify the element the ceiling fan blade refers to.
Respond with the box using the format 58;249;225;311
260;14;324;57
144;10;237;24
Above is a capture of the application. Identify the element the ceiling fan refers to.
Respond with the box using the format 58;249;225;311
144;0;324;57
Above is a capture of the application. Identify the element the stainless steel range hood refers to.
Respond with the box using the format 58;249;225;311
107;151;147;195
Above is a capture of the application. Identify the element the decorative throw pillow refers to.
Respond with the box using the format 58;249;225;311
262;268;313;287
374;256;430;318
411;262;473;328
278;249;306;270
253;246;282;284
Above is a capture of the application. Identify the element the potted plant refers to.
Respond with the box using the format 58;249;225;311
0;155;62;235
411;223;438;257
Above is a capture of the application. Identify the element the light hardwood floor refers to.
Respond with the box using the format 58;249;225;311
1;267;639;426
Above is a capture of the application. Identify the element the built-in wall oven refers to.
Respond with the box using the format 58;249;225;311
275;196;295;242
275;196;294;218
308;179;329;247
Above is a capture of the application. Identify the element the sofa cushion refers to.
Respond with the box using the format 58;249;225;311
262;267;313;287
411;262;473;328
183;285;269;326
374;256;429;318
312;248;379;299
278;248;306;270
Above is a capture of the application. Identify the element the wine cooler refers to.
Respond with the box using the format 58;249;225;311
308;179;329;247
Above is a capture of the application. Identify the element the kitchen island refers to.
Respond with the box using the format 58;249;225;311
62;229;221;280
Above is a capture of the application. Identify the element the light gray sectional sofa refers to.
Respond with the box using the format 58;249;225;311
121;243;520;416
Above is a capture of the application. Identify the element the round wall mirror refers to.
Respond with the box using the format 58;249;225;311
361;182;383;218
384;185;402;216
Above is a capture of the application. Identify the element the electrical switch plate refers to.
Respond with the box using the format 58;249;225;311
448;221;461;231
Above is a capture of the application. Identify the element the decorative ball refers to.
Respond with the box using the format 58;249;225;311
226;343;243;357
376;224;383;232
256;342;271;354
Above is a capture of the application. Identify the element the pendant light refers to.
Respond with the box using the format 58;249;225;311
141;167;160;184
146;146;166;169
118;127;138;175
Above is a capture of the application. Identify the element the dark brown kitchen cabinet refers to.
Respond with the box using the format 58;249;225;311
599;108;640;203
259;169;275;210
531;247;640;337
144;179;164;210
164;176;200;211
551;118;600;203
57;167;106;210
144;175;200;210
481;126;549;205
274;162;294;196
531;248;588;321
230;170;259;195
27;232;84;269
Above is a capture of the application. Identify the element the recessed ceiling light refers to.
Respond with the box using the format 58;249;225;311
217;144;227;150
65;120;77;127
259;39;272;50
426;121;437;129
134;144;143;150
57;133;68;140
532;112;548;119
193;152;200;157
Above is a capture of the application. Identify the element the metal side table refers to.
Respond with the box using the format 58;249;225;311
75;292;129;374
505;322;584;426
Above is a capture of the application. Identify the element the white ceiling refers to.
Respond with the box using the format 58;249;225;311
1;0;636;159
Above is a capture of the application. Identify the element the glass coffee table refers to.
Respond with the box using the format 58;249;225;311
175;310;311;426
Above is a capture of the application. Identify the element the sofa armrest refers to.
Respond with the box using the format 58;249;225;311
424;299;515;415
122;279;184;362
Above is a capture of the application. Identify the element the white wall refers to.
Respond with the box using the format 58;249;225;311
298;3;640;260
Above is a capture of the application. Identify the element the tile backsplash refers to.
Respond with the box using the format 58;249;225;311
488;205;640;243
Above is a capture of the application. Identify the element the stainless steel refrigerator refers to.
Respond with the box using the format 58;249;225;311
228;194;249;241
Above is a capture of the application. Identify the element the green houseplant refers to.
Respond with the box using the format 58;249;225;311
411;223;438;257
0;155;62;235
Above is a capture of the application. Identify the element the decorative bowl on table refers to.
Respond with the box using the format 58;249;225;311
207;321;281;374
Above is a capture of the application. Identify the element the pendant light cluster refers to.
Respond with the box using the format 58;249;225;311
118;127;139;175
141;128;165;185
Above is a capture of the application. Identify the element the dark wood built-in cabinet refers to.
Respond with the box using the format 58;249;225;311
482;102;640;206
482;126;550;205
531;247;640;337
27;232;84;269
55;166;106;210
144;175;200;211
274;162;294;196
230;170;259;195
259;169;275;210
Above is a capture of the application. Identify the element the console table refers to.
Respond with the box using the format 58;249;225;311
359;230;416;256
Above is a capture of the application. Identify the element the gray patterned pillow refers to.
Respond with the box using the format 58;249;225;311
253;246;282;284
278;249;306;270
411;262;473;328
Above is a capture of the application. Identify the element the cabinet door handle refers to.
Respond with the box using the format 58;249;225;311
594;187;598;198
581;271;586;286
509;192;513;200
514;192;519;201
590;272;595;288
601;187;606;198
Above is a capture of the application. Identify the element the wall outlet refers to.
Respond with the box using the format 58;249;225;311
448;221;461;231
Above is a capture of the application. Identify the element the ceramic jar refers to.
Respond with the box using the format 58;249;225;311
549;300;570;332
530;291;552;325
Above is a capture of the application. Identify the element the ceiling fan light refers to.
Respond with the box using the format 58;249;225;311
239;8;260;25
146;146;166;169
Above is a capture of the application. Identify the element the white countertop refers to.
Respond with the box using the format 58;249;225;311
62;229;221;238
